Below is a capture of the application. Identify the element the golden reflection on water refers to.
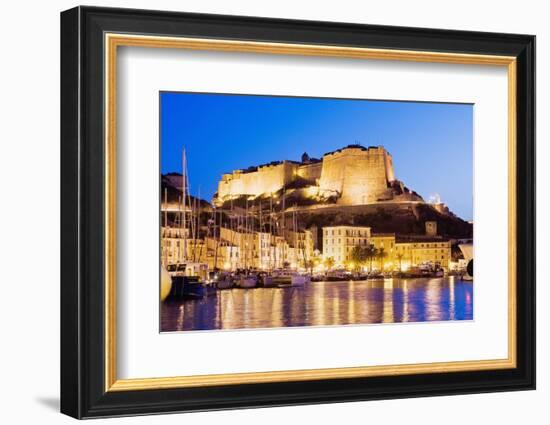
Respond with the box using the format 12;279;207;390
161;277;474;332
402;280;409;323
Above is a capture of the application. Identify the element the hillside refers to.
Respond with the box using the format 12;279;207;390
294;203;472;239
161;173;212;209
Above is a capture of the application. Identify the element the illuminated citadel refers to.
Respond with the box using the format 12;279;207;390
214;144;423;206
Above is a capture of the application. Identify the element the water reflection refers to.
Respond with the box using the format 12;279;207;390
161;277;474;332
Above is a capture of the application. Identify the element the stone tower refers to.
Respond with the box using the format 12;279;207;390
318;145;396;204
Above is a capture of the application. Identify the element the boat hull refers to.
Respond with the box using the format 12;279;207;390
236;277;257;288
170;276;216;299
261;276;278;287
217;279;234;289
160;266;172;302
291;275;309;286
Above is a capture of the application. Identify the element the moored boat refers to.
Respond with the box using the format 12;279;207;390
216;277;234;289
290;274;310;286
160;265;172;302
261;274;277;287
272;269;310;287
236;275;257;288
169;275;216;299
166;262;215;299
326;270;351;281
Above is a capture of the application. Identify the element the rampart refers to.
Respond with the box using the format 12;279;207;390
214;145;396;206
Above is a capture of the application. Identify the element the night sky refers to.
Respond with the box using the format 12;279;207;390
160;92;473;221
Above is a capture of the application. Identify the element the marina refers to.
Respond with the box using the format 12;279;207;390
159;95;475;332
161;276;473;332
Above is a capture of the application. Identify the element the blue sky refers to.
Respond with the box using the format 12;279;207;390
161;92;473;221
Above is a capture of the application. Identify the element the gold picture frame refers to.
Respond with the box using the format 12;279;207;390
105;34;517;392
61;6;534;419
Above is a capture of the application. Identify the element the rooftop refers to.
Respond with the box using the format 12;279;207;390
395;235;450;243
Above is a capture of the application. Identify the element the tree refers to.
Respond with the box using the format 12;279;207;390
310;252;322;275
377;247;388;272
350;245;368;272
396;252;404;272
364;244;377;272
304;252;322;276
324;256;335;271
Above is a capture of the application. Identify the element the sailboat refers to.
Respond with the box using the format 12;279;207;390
272;199;309;287
166;148;215;299
160;189;173;302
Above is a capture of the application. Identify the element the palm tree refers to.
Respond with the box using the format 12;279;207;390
377;247;388;272
307;252;322;275
396;252;404;272
365;244;377;272
324;256;335;271
350;245;367;272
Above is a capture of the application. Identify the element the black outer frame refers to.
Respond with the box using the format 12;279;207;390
60;6;535;419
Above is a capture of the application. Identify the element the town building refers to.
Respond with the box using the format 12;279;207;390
321;221;452;271
322;225;372;266
393;237;451;271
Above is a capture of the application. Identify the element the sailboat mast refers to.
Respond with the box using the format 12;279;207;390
182;149;187;261
163;188;168;265
178;195;182;263
244;197;248;269
213;208;219;270
259;201;263;269
282;190;286;265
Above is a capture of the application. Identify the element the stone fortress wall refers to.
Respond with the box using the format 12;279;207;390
218;161;296;199
296;161;322;182
318;146;395;204
215;145;398;205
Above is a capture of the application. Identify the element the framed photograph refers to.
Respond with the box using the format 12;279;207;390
60;6;535;419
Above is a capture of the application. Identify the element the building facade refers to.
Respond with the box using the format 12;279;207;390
321;224;452;271
322;225;372;266
393;238;452;271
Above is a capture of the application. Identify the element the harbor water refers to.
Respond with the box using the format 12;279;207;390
161;276;473;332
